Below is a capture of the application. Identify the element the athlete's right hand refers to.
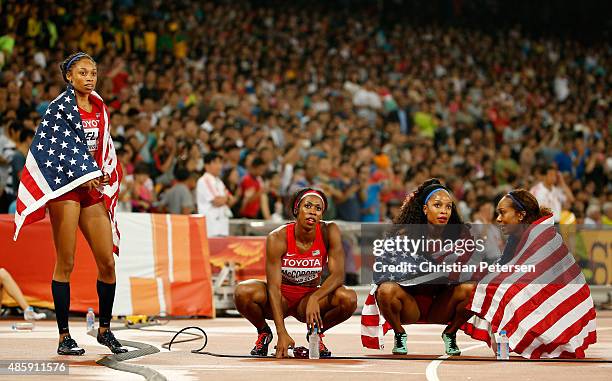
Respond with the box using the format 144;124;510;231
275;333;295;359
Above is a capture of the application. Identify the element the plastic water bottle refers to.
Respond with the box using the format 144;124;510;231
11;322;34;331
497;330;509;360
308;325;320;359
86;308;95;332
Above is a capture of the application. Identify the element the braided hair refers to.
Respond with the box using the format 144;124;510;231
290;187;328;218
59;52;95;84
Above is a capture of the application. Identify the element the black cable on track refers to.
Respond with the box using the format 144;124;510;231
131;325;208;351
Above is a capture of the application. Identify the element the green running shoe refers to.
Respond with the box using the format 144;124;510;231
442;332;461;356
392;332;408;355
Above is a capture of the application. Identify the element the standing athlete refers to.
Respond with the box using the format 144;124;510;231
15;52;125;355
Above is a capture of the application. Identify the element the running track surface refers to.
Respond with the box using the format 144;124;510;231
1;312;611;381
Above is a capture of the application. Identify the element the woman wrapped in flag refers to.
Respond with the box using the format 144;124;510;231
362;178;481;355
13;52;125;355
462;189;596;358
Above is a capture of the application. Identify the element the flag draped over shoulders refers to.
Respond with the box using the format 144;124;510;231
463;215;596;358
14;85;122;255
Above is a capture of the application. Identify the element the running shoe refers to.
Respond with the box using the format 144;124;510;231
250;328;273;356
442;331;461;356
97;329;128;354
318;333;331;358
24;308;46;321
392;332;408;355
57;335;85;356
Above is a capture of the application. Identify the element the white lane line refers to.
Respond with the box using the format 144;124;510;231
425;343;486;381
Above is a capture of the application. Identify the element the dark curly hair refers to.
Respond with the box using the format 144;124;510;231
393;178;467;240
290;187;328;218
59;52;96;83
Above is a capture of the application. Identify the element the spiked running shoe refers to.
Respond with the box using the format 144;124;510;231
392;332;408;355
442;331;461;356
318;333;332;358
57;335;85;356
97;329;128;354
250;329;273;356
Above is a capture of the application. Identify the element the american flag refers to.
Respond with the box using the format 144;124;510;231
463;215;596;358
360;286;392;349
13;85;122;255
361;216;597;358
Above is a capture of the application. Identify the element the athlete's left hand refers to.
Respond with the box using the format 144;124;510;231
99;173;110;186
306;297;323;331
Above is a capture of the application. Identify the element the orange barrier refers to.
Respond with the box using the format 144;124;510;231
0;213;214;317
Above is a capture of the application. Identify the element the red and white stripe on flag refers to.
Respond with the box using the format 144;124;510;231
96;91;122;255
360;285;392;349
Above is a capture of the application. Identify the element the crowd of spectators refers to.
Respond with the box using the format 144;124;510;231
0;0;610;229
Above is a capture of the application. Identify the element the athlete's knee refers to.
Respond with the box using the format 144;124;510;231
234;283;250;303
335;287;357;313
55;255;75;276
97;256;116;279
376;282;400;302
234;281;265;306
453;283;475;300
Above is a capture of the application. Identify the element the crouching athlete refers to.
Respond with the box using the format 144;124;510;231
234;188;358;358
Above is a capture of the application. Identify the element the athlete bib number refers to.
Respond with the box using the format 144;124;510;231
84;128;99;153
